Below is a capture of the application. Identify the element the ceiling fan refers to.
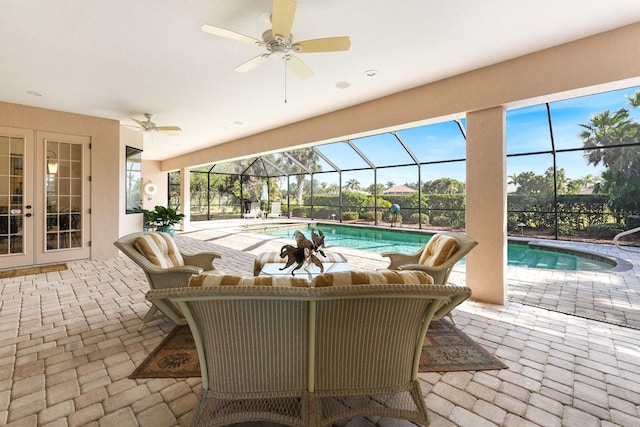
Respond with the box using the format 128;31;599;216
130;113;182;133
201;0;351;79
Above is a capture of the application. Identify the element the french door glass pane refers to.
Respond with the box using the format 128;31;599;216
0;135;24;255
46;140;82;250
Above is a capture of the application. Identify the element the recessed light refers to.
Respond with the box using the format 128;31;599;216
27;90;43;96
364;69;378;77
336;81;351;89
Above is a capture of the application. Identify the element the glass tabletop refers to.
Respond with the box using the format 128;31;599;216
259;262;351;277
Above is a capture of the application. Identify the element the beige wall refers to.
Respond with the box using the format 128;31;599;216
0;101;120;259
140;160;168;210
119;127;144;235
466;107;507;304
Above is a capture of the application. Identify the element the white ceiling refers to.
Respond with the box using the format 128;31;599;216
2;0;640;161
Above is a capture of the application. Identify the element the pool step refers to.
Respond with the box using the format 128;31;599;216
527;252;578;270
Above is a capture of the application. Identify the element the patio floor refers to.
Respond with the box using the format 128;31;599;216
1;219;639;426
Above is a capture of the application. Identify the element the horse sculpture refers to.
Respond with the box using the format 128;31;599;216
279;229;326;275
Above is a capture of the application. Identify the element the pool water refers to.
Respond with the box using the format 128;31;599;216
258;223;614;271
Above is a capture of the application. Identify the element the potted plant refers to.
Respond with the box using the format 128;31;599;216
140;208;155;232
148;205;184;236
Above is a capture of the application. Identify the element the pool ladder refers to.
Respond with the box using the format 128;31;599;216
613;226;640;253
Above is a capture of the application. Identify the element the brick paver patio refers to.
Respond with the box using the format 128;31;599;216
1;219;639;426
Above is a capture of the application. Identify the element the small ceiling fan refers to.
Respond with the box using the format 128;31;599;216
130;113;182;133
201;0;351;79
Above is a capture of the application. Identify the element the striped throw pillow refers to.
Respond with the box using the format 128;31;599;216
311;270;433;287
418;234;458;267
134;232;185;268
189;273;243;287
241;276;311;287
378;269;434;284
189;273;310;288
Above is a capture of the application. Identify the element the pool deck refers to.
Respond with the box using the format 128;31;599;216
1;219;639;426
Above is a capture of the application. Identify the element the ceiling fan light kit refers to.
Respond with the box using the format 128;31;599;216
130;113;182;133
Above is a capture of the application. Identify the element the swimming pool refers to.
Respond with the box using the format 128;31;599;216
256;223;615;271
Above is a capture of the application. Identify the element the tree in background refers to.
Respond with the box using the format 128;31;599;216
366;183;385;195
580;90;640;216
343;178;361;191
567;174;600;194
422;177;465;194
277;148;321;205
507;172;520;190
509;171;549;195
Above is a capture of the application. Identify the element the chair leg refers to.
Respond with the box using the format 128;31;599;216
448;313;456;324
139;305;159;331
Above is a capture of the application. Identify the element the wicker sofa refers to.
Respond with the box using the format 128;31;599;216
147;270;472;427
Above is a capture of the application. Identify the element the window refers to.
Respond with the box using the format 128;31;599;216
125;146;142;213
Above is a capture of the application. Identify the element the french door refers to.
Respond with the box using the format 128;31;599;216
0;127;91;269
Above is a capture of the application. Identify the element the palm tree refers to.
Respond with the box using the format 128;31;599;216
579;92;640;214
545;167;569;194
344;178;361;191
277;148;322;205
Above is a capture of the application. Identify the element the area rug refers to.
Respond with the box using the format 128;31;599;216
130;319;506;379
419;319;508;372
0;263;67;278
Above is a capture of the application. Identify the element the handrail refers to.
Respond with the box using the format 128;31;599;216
613;226;640;253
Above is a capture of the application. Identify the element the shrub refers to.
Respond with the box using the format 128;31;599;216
291;206;310;218
408;212;429;224
584;223;625;238
625;215;640;229
430;215;449;227
363;210;383;222
342;211;359;221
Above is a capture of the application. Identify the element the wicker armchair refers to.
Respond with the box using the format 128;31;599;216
382;232;477;324
114;231;221;329
147;281;472;427
382;231;478;285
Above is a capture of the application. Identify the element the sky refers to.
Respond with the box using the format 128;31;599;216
287;84;640;190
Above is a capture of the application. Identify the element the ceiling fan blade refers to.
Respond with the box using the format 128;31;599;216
271;0;296;41
156;126;182;132
131;118;146;127
201;23;260;45
284;54;313;79
293;36;351;53
235;54;271;73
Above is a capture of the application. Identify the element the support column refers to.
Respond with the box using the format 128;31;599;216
465;107;507;304
180;167;191;232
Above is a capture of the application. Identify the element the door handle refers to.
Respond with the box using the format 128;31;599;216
25;213;32;217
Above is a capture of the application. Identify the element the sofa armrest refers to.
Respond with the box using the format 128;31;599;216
381;252;421;270
181;251;222;271
397;263;450;285
147;266;204;290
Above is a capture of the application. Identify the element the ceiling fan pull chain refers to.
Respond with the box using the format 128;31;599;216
284;59;288;103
